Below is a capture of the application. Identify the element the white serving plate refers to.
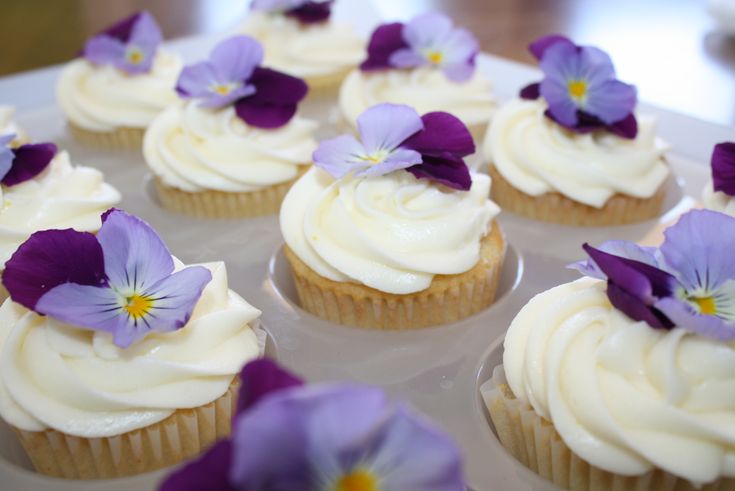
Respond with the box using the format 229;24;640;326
0;2;734;490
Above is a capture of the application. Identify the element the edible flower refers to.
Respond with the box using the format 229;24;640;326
0;135;57;186
83;11;163;75
712;142;735;196
176;35;308;129
160;359;466;491
251;0;333;24
360;12;479;82
520;35;638;138
3;209;212;348
569;209;735;340
313;103;474;190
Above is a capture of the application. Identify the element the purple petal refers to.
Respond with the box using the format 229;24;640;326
236;358;304;416
407;152;472;191
159;440;236;491
712;142;735;196
312;134;370;178
544;109;638;139
360;23;409;71
95;11;143;43
388;48;426;69
568;240;659;280
357;147;422;178
656;295;735;341
235;67;308;129
3;230;107;311
440;27;478;71
402;12;453;50
35;283;127;336
210;36;263;87
528;34;573;61
403;111;475;158
0;134;17;180
584;79;637;125
540;78;579;127
442;61;475;83
235;100;299;129
3;143;57;186
176;62;255;108
357;103;423;154
83;36;126;66
127;10;163;50
606;113;638;139
286;0;333;24
519;82;541;100
607;282;673;331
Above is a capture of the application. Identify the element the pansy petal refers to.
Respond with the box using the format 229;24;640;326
236;358;304;415
235;99;298;129
407;152;472;191
568;240;659;280
361;23;408;71
3;229;107;310
583;79;637;125
388;48;426;69
529;34;573;61
97;11;142;42
540;79;579;126
210;35;262;84
175;62;219;98
160;441;236;491
128;11;163;50
577;46;616;88
83;36;126;66
357;103;423;154
442;61;475;83
402;12;453;50
2;143;57;186
248;67;308;104
607;113;638;139
357;147;422;177
539;41;581;84
35;283;126;336
656;296;735;341
440;28;479;66
608;282;673;330
519;82;541;100
0;135;16;180
712;142;735;196
403;112;474;157
287;1;333;24
313;135;369;178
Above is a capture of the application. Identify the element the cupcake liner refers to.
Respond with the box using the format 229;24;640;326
12;380;239;479
481;365;735;491
285;222;506;329
68;123;145;151
488;166;667;226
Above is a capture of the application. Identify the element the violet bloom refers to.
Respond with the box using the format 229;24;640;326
712;141;735;196
83;11;163;75
520;35;638;139
0;134;14;178
0;138;57;187
160;359;466;491
570;209;735;340
251;0;333;24
3;209;211;348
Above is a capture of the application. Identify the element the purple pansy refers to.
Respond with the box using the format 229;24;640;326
361;12;479;82
3;209;211;348
569;209;735;341
712;142;735;196
251;0;333;24
313;103;474;190
520;35;638;139
176;35;308;128
160;359;466;491
83;11;163;75
0;137;57;187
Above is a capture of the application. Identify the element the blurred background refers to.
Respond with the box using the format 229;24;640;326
1;0;735;125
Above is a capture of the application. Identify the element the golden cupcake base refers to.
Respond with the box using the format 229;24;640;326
284;221;506;330
488;166;667;226
68;123;145;151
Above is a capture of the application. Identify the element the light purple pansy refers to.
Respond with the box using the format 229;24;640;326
361;12;479;82
313;103;474;190
160;359;466;491
569;209;735;340
3;209;211;348
251;0;333;24
176;35;308;128
83;11;163;75
520;35;638;139
712;142;735;196
0;134;14;178
0;136;58;187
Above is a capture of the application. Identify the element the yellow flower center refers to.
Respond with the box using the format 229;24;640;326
568;80;587;100
690;295;717;315
124;294;153;319
126;48;144;65
428;51;443;64
334;470;378;491
212;84;234;95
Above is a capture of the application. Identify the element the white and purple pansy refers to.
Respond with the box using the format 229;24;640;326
82;11;163;75
360;12;479;83
251;0;333;24
313;103;475;190
0;135;57;186
160;358;466;491
2;209;212;349
569;209;735;341
520;35;638;139
176;35;308;129
712;142;735;197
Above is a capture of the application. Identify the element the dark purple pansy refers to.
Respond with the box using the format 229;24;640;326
712;142;735;197
160;359;465;491
251;0;333;24
176;35;307;129
83;11;163;75
520;34;638;139
0;138;57;187
361;12;479;82
313;103;474;190
3;209;212;348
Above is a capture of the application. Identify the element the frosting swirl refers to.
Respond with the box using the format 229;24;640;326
280;167;499;294
239;12;363;80
703;181;735;217
0;151;120;266
0;261;261;438
56;51;182;132
339;67;495;130
502;277;735;484
144;102;317;192
484;98;669;208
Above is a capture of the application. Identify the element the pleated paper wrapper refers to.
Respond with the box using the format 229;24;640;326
69;123;145;151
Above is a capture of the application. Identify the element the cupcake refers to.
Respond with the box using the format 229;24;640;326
280;103;505;329
340;12;495;141
484;35;669;226
0;209;262;479
482;209;735;490
0;106;29;146
57;11;182;149
703;142;735;216
146;36;315;218
239;0;364;95
0;139;120;299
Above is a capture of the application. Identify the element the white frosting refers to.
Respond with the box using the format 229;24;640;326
56;51;182;132
144;101;317;192
0;151;120;266
484;98;670;208
339;67;496;130
0;106;27;144
502;277;735;485
0;261;262;438
239;11;363;80
280;167;499;294
703;180;735;217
